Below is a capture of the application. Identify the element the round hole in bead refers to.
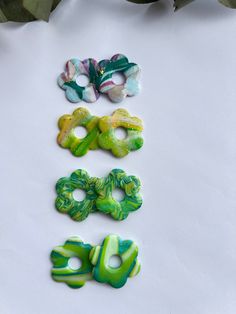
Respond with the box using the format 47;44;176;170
76;74;90;87
115;127;127;140
109;255;122;268
74;126;87;139
112;188;125;202
112;72;125;85
68;257;82;270
73;189;86;202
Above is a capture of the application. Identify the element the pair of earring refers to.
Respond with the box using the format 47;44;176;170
57;107;144;158
55;169;142;222
58;54;141;103
51;234;141;289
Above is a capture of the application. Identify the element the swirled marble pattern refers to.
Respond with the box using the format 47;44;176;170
98;54;141;103
55;169;142;222
98;108;144;158
58;58;100;103
90;234;141;288
50;237;93;288
95;169;142;220
57;107;100;157
55;169;98;222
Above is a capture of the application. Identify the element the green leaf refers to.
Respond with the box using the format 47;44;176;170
174;0;195;10
218;0;236;8
0;0;62;23
127;0;159;3
23;0;54;21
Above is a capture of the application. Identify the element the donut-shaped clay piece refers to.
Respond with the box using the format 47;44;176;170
58;58;100;103
57;107;100;157
95;169;142;220
55;169;98;222
98;108;144;158
90;234;141;288
98;54;141;103
50;237;93;288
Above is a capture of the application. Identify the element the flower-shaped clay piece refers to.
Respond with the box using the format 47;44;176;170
95;169;142;220
50;237;93;288
98;54;141;103
55;169;98;222
90;234;141;288
58;58;100;103
57;107;100;157
98;108;144;158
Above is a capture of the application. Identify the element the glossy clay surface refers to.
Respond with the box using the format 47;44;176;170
55;169;142;221
51;235;141;289
57;108;144;158
50;237;93;288
90;234;141;288
58;58;99;103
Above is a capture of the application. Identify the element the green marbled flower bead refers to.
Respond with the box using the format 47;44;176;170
98;109;144;158
90;234;141;288
57;107;100;157
95;169;142;220
55;169;98;222
50;237;93;289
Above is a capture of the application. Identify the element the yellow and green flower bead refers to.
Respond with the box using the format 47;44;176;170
90;234;141;288
55;169;98;222
57;107;100;157
98;109;144;158
95;169;142;220
50;237;93;289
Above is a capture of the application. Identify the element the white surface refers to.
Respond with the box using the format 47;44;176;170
0;0;236;313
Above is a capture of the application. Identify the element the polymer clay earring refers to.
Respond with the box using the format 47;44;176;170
90;234;141;288
50;237;93;288
58;58;99;103
55;169;98;222
57;107;100;157
95;169;142;220
55;169;142;222
57;108;144;157
98;54;141;103
98;108;144;158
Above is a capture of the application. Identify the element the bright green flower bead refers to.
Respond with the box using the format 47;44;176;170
50;237;93;289
90;234;141;288
95;169;142;220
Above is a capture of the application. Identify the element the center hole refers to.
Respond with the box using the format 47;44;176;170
112;72;125;85
68;257;82;270
115;127;127;140
76;74;89;87
74;126;87;139
73;189;86;202
112;188;125;202
109;255;122;268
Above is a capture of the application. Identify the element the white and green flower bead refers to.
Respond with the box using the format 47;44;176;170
95;169;142;220
50;237;93;289
90;234;141;288
55;169;98;222
58;58;100;103
98;54;141;103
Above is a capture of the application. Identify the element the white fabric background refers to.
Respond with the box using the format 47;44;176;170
0;0;236;313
